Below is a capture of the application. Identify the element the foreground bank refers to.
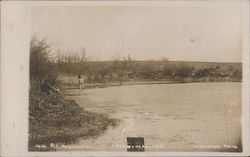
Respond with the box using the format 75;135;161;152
29;89;119;151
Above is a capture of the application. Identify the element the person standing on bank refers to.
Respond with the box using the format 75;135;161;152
78;75;84;89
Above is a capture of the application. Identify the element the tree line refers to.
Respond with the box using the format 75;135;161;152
30;37;242;90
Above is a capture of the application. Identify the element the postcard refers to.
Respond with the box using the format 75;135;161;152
1;1;249;156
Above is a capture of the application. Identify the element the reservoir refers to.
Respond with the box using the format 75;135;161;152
67;82;241;152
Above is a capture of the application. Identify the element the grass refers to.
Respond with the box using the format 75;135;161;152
28;89;119;151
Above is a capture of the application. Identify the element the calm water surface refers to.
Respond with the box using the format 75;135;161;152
66;82;241;151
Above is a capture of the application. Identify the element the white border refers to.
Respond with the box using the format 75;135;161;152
1;1;249;156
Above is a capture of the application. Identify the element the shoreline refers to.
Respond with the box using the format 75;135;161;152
62;80;242;90
29;89;120;151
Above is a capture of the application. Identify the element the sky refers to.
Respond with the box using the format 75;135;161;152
31;5;243;62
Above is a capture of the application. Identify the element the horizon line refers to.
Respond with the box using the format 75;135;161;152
59;59;242;64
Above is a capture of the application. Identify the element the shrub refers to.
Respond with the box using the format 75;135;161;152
30;36;58;90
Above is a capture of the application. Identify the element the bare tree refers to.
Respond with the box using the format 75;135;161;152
30;36;58;90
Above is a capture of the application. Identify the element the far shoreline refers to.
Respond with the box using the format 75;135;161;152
62;80;242;91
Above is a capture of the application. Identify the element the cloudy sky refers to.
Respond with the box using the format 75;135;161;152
31;5;242;62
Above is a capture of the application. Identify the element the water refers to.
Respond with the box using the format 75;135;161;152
66;82;241;152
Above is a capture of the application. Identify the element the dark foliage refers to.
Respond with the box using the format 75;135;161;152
30;36;58;90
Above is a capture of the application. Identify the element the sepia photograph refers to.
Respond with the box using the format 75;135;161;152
1;0;250;156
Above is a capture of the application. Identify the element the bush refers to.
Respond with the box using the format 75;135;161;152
176;63;192;78
30;36;58;90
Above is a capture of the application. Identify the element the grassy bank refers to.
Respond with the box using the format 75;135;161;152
29;89;119;151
